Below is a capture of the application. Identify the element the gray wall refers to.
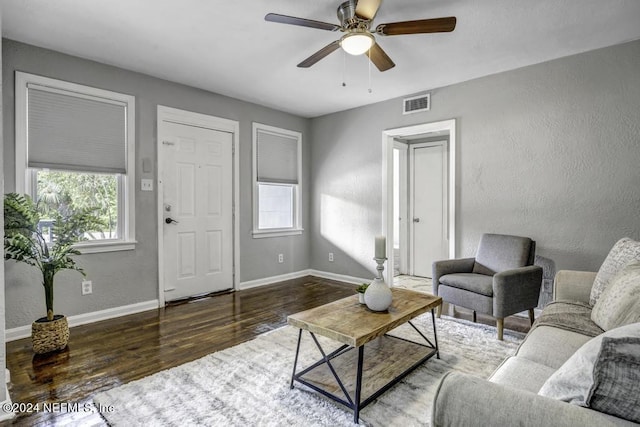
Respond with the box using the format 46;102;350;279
3;37;640;330
2;39;310;329
310;39;640;278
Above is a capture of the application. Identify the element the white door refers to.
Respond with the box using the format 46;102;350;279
160;121;234;300
410;142;447;277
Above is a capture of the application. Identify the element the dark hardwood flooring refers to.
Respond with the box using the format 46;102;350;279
2;276;531;426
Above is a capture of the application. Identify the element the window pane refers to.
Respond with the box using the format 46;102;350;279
258;183;293;229
36;170;119;240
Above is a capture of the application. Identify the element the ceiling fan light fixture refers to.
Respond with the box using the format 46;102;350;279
340;32;374;55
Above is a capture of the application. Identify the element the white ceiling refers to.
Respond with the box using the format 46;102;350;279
3;0;640;118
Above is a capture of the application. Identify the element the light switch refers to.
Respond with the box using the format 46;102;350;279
141;179;153;191
142;158;152;173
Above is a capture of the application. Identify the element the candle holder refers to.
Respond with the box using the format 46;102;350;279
374;257;386;279
364;257;393;312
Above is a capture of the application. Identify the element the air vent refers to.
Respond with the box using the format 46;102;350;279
403;93;431;114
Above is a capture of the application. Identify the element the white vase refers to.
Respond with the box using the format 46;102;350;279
358;293;366;304
364;277;392;311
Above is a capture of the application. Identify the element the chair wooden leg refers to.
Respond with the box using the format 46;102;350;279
497;318;504;341
472;311;477;323
436;304;442;318
528;308;535;326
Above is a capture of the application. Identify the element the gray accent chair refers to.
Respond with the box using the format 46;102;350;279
432;233;543;340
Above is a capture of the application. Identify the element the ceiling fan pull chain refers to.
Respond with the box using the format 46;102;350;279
342;50;347;87
368;49;372;93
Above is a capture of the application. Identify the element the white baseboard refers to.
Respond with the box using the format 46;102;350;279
239;269;370;290
5;300;159;342
238;270;313;290
307;269;370;285
6;271;368;341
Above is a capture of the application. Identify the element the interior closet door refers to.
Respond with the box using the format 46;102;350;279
410;142;447;277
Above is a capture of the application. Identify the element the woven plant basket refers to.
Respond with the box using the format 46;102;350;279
32;315;69;354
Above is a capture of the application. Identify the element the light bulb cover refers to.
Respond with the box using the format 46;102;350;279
340;32;374;55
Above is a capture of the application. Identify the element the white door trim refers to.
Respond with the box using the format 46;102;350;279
393;140;409;275
156;105;240;306
382;119;456;285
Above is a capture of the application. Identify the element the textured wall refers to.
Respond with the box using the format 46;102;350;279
310;40;640;278
2;39;310;329
3;37;640;330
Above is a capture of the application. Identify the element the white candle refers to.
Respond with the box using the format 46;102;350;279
375;236;386;259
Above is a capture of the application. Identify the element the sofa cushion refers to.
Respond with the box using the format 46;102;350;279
439;273;494;296
489;356;556;393
588;337;640;423
590;237;640;306
529;301;603;338
516;326;592;370
537;322;640;407
472;234;532;275
591;262;640;331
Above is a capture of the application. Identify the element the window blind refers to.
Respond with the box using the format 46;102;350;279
256;129;299;184
27;84;128;174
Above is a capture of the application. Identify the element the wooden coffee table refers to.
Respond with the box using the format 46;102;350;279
287;288;442;423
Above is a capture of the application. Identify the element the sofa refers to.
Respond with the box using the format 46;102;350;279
431;240;640;427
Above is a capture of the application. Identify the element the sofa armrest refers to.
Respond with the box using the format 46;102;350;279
492;265;543;318
554;270;597;304
432;372;634;427
432;258;475;294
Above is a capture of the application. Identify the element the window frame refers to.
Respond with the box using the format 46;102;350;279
252;123;303;238
15;71;136;253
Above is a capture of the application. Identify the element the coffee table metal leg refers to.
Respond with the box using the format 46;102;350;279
290;328;303;389
354;346;364;424
431;308;440;359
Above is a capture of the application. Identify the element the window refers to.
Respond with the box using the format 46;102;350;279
252;123;302;237
15;72;136;253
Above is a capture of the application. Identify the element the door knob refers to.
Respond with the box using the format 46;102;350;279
165;217;179;224
413;218;420;223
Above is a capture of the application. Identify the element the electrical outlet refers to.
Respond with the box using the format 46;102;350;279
82;280;92;295
141;179;153;191
329;252;334;262
278;254;284;263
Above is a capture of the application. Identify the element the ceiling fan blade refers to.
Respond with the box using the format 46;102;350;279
265;13;340;31
297;40;341;68
376;17;456;36
355;0;382;21
366;43;395;72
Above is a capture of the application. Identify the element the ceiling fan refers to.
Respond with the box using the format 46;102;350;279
265;0;456;72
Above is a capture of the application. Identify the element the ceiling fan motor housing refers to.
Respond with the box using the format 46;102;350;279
337;0;370;30
337;0;356;25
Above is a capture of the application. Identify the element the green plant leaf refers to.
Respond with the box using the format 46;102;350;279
4;192;101;318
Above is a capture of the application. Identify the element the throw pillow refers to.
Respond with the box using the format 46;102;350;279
588;337;640;423
590;237;640;306
538;322;640;406
591;262;640;330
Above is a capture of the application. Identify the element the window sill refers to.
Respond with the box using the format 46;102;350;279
75;240;137;254
252;228;303;239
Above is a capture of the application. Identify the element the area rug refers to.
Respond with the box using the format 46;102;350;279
93;315;522;426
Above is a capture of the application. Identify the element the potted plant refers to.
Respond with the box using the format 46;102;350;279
3;193;102;354
356;283;369;304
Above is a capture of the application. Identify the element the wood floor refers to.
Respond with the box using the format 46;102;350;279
2;276;531;426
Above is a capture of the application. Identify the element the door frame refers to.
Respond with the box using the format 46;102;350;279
393;140;409;275
156;105;240;306
408;140;448;276
382;119;456;285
